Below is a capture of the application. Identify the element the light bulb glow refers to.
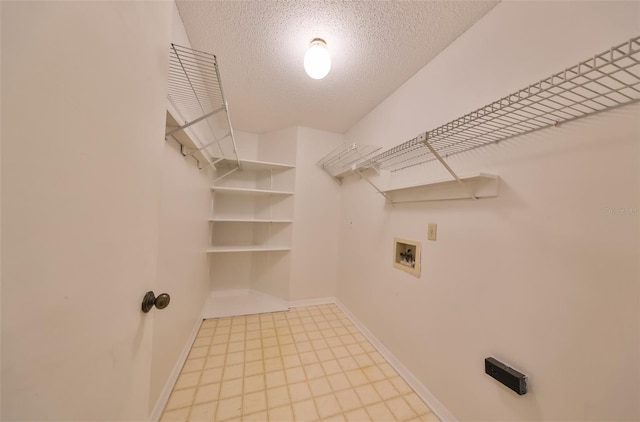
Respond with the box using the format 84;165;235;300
304;39;331;80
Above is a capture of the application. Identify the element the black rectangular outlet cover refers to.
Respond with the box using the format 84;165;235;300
485;357;528;395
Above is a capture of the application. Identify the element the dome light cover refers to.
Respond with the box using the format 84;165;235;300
304;38;331;80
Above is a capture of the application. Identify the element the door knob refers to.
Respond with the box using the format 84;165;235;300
141;291;171;313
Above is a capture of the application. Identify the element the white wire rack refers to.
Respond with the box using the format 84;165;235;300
316;143;382;183
368;36;640;172
165;44;240;170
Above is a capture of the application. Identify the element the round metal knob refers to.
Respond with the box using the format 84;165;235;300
155;293;170;310
141;291;171;313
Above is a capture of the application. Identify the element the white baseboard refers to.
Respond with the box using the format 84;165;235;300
250;289;290;307
203;289;289;319
149;316;204;422
335;300;458;422
288;296;337;308
209;288;251;298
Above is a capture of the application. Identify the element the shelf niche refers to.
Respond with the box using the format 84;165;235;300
208;130;297;305
208;220;293;253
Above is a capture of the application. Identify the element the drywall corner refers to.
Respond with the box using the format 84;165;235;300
289;127;343;301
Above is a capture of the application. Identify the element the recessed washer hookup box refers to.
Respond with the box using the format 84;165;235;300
485;357;528;395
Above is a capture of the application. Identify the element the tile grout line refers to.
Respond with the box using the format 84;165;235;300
291;310;320;420
187;319;211;420
162;304;440;422
267;313;278;421
335;300;452;422
298;308;323;421
151;317;204;422
240;316;248;421
328;304;385;422
215;317;232;419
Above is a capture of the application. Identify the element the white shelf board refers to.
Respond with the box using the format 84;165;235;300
206;245;292;253
216;158;295;171
210;186;294;196
383;173;499;203
209;218;293;223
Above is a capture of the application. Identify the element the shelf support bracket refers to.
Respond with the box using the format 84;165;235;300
213;166;240;184
420;133;477;200
222;100;242;169
164;106;225;138
355;170;392;204
184;132;232;156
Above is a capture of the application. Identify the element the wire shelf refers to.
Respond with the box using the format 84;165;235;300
166;44;240;169
316;143;382;183
369;36;640;172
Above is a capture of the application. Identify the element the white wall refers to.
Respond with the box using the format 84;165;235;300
290;127;343;301
0;3;3;416
235;130;259;161
150;139;211;412
258;127;297;165
339;2;640;421
148;8;215;412
1;1;172;419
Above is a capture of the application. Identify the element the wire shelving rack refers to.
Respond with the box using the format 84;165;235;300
316;143;382;183
165;44;240;171
366;36;640;173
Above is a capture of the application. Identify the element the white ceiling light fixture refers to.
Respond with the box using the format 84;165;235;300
304;38;331;80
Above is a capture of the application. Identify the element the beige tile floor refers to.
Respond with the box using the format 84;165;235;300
161;304;439;422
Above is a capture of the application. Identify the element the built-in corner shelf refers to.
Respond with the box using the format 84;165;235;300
210;186;294;196
206;245;292;253
383;173;499;204
209;157;295;256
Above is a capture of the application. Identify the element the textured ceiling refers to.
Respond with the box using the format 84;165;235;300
176;1;499;134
